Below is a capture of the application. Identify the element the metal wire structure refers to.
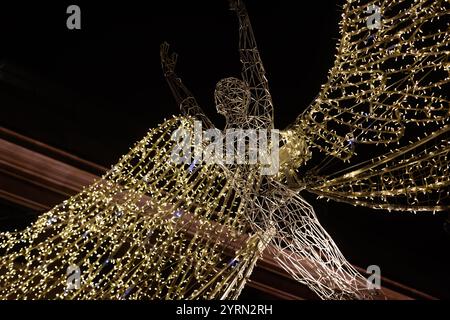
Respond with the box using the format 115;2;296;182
0;0;449;300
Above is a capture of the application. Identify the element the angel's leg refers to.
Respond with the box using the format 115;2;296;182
258;184;383;300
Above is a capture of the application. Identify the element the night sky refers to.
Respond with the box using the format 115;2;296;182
0;1;449;298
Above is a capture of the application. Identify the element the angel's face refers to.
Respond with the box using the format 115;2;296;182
215;77;251;118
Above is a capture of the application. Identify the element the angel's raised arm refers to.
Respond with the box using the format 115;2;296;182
230;0;273;128
160;42;214;129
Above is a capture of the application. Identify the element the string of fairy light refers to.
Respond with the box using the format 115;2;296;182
0;117;270;299
282;0;450;212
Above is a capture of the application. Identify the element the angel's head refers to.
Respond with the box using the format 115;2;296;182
215;77;251;119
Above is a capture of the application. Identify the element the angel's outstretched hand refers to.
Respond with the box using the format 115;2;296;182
160;42;178;76
228;0;243;11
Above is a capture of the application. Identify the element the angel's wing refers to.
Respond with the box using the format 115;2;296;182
290;0;449;160
281;0;449;211
0;116;261;299
308;124;450;212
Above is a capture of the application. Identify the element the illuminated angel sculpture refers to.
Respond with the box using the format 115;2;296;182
0;0;448;300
